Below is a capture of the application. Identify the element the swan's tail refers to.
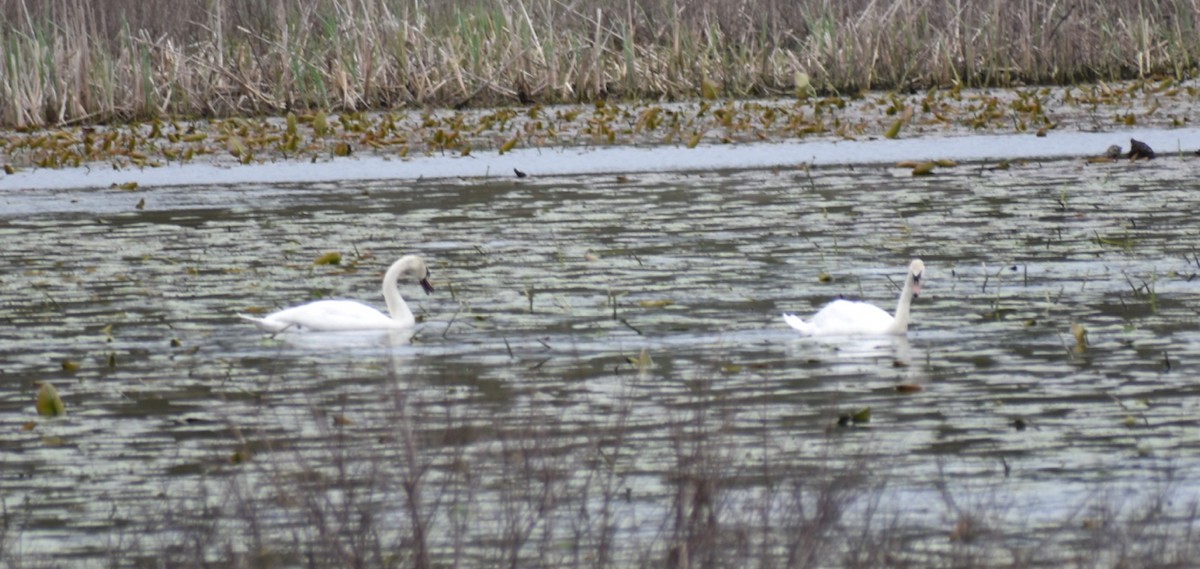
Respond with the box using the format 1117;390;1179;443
237;313;290;333
782;313;817;336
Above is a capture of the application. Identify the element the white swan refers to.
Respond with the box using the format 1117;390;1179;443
782;259;924;336
238;255;434;333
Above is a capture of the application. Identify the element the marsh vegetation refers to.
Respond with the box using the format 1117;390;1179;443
3;0;1200;129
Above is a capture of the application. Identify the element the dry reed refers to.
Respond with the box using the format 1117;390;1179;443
1;0;1198;129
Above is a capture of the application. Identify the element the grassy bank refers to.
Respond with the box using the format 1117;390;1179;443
2;0;1199;129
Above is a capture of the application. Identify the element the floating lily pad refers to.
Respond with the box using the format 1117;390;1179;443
838;407;872;426
911;162;936;176
36;383;66;417
638;299;674;309
313;252;342;266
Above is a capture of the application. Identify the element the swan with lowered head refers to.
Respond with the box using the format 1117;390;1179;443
782;259;924;336
238;255;434;333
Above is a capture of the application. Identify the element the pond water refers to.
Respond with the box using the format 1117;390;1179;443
3;135;1200;566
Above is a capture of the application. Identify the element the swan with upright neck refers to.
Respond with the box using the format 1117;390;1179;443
782;259;924;336
238;255;434;333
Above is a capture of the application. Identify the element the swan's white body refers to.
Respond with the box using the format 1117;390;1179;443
783;259;924;337
239;255;433;333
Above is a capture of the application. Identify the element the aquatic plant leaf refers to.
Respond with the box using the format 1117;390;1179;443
851;407;871;423
635;349;652;374
36;383;66;417
793;71;811;99
226;136;247;157
701;77;719;100
313;111;329;137
636;107;661;131
313;252;342;266
638;299;674;308
1094;234;1134;248
895;384;923;393
1070;321;1093;349
911;162;935;176
499;133;519;154
61;360;80;372
884;118;903;139
333;142;352;157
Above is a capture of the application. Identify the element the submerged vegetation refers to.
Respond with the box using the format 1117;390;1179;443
2;0;1200;130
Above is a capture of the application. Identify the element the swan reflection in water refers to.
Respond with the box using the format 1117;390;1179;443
270;327;421;350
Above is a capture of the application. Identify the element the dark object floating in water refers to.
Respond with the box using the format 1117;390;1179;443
514;168;527;178
1128;138;1155;160
1104;145;1122;159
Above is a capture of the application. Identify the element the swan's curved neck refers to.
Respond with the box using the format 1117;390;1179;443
890;273;917;333
382;258;417;325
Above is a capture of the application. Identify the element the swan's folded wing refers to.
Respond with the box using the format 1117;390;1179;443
258;300;407;332
808;299;896;335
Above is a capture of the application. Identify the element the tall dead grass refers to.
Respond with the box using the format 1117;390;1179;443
1;0;1197;126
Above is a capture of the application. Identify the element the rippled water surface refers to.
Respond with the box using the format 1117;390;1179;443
4;151;1200;566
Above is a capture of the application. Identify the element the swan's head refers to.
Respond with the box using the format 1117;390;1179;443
908;259;925;297
390;255;435;295
408;258;434;295
418;267;434;295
